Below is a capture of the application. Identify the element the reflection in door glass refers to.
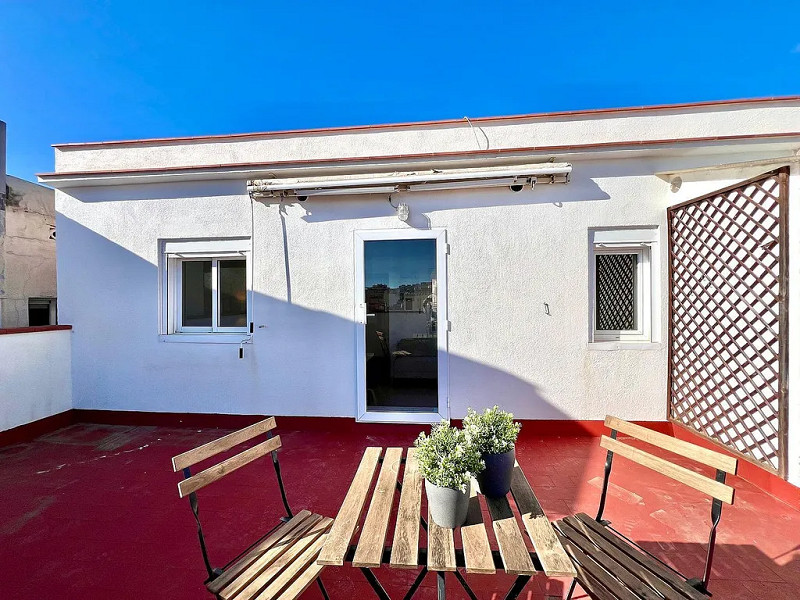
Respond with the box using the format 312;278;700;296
364;239;437;412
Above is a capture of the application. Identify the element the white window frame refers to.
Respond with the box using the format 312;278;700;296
589;228;659;345
160;238;251;342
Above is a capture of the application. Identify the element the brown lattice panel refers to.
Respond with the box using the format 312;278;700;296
668;169;789;474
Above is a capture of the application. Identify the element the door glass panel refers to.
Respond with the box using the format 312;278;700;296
182;261;212;327
364;239;437;412
218;259;247;327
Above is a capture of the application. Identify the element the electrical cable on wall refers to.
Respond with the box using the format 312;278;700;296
463;116;489;150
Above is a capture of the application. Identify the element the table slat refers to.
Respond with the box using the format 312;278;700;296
389;448;423;569
461;480;495;574
509;464;576;577
485;495;537;575
426;506;456;572
317;447;382;566
352;447;403;568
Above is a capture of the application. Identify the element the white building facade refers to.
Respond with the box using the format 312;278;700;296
41;98;800;481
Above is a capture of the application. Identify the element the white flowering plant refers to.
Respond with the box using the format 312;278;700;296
414;421;484;492
463;406;521;454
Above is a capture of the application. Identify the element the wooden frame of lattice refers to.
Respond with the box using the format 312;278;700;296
667;168;789;476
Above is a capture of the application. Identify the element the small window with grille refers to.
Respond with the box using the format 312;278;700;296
590;230;655;343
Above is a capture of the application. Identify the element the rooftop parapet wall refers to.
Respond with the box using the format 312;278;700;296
0;327;72;432
50;98;800;175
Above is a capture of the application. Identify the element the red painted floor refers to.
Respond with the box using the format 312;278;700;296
1;421;798;599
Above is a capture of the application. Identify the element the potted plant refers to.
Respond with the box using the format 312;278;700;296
463;406;522;498
415;421;484;529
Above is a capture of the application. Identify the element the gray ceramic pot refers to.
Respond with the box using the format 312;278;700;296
476;447;515;498
425;479;470;529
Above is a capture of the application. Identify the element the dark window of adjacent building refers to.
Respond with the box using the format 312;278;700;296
28;298;56;326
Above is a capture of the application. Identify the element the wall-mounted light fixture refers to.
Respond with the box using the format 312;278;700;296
397;202;409;222
388;195;410;222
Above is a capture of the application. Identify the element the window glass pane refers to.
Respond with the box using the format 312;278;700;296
218;260;247;327
596;253;637;331
182;261;212;327
364;239;438;412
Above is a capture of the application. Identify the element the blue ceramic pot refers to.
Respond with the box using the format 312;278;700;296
476;447;515;497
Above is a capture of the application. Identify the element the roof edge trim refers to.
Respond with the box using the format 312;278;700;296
39;131;800;184
51;96;800;150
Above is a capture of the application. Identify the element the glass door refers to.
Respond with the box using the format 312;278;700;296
355;229;448;423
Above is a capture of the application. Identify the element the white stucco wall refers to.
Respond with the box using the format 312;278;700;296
0;329;72;431
55;150;786;424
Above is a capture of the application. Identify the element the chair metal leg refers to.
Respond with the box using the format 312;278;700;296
437;571;446;600
566;578;578;600
316;577;329;600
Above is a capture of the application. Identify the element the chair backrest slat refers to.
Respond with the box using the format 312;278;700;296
172;417;277;472
600;436;734;504
178;435;282;498
605;416;737;475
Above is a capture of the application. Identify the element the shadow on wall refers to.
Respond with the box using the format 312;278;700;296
56;214;568;421
64;164;614;227
65;180;248;202
294;165;613;225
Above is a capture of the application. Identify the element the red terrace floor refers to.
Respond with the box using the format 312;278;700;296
1;421;799;600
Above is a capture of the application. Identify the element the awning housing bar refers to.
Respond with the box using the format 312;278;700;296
248;162;571;199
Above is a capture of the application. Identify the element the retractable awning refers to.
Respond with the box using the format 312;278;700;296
247;162;571;199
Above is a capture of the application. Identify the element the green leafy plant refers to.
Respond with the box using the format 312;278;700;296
463;406;522;454
414;421;484;492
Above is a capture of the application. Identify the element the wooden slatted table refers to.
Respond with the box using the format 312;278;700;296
317;447;576;600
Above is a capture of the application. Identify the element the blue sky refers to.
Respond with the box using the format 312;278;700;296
1;1;798;181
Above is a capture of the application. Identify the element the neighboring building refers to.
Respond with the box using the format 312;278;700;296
40;98;800;485
0;121;57;328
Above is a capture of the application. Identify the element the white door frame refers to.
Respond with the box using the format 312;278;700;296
354;228;449;424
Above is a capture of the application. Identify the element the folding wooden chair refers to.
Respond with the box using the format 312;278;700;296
555;416;738;599
172;417;331;600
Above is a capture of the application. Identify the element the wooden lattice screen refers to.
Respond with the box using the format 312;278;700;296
668;168;789;475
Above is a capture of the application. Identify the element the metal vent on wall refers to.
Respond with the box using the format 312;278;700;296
595;253;637;331
668;168;789;474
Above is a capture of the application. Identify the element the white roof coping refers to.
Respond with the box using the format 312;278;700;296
40;97;800;188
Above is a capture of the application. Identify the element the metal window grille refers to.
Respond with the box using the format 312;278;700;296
595;253;638;331
668;168;789;475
